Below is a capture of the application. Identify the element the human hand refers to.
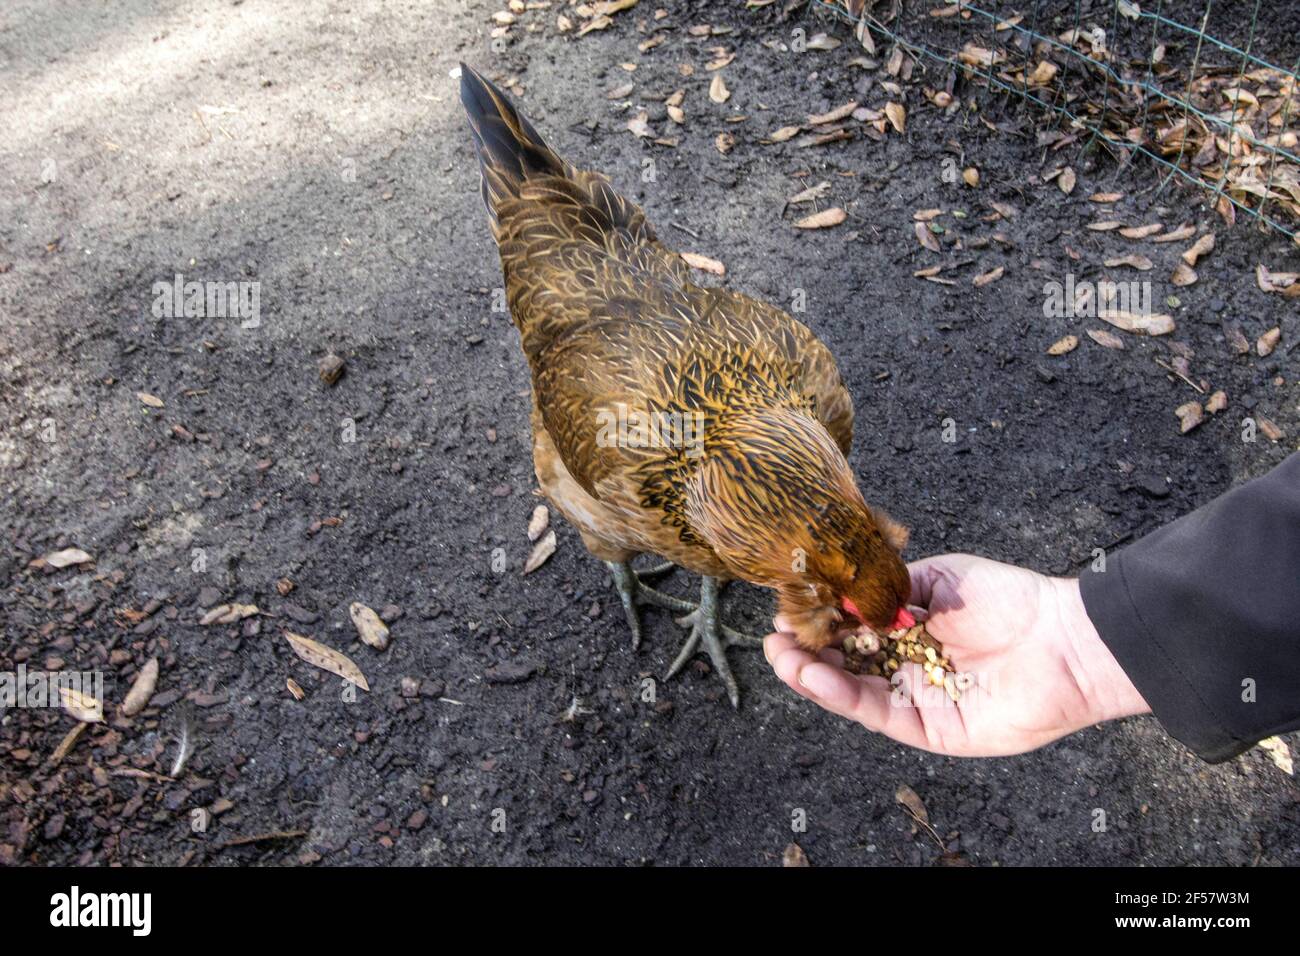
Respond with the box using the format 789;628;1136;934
763;553;1150;756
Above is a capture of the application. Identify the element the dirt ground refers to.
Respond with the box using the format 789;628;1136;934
2;0;1297;866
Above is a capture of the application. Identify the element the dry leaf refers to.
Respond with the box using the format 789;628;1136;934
50;722;87;764
782;843;810;867
962;167;979;187
808;101;858;125
708;73;730;104
913;208;943;221
1205;390;1228;414
666;105;685;124
626;112;653;138
895;784;929;825
284;631;369;691
523;529;557;574
1087;328;1126;349
44;547;92;569
1152;223;1196;243
714;132;735;154
1100;310;1175;335
1171;263;1198;286
1119;223;1163;239
884;102;905;133
680;251;725;275
914;221;940;253
1089;192;1123;202
1257;736;1294;775
286;678;305;701
60;687;104;723
349;602;391;651
606;83;634;100
136;392;165;408
527;504;550;542
1087;221;1123;231
1047;335;1079;355
199;603;258;626
766;125;801;143
1182;233;1215;266
794;207;846;229
1104;254;1154;271
1258;417;1285;442
972;266;1004;287
1175;401;1204;434
121;658;159;717
1257;326;1281;357
1058;167;1076;193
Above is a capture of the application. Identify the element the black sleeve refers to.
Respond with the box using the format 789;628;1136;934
1079;452;1300;763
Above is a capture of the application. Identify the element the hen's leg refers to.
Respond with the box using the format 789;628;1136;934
664;576;763;709
605;560;696;649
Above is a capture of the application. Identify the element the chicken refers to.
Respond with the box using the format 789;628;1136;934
459;64;914;706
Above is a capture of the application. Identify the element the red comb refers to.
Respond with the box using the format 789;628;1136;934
891;606;916;630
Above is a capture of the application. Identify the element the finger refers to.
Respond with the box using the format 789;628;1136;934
773;613;795;634
762;631;797;666
769;644;824;705
795;662;934;750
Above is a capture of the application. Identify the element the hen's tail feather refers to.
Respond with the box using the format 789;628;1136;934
459;63;566;230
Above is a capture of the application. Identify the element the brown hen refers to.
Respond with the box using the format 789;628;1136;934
460;64;913;706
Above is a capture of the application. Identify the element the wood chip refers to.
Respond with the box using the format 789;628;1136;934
913;208;943;221
1258;736;1294;775
766;125;801;143
1047;335;1078;355
914;221;940;252
1258;417;1285;442
44;548;92;569
60;687;104;723
136;392;165;408
50;722;87;765
284;631;369;691
1087;221;1123;231
962;167;979;187
1257;326;1281;357
1171;263;1198;286
1205;390;1228;414
523;529;557;574
199;603;258;626
972;266;1004;287
1089;192;1123;202
1058;167;1076;194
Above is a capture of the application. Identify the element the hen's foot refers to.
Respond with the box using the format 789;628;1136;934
664;576;762;709
605;560;696;650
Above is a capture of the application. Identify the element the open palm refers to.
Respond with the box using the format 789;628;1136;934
764;554;1149;756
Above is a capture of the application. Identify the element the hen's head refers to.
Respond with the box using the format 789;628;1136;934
684;405;914;653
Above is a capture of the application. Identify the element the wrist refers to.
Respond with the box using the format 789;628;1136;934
1050;576;1151;725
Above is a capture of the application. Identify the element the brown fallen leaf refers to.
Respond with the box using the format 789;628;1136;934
1058;167;1076;194
50;722;87;765
1182;233;1215;266
1119;223;1163;239
895;784;929;825
626;112;653;138
1171;263;1198;286
527;504;550;542
782;843;810;867
606;83;634;100
708;73;730;104
666;105;684;124
714;132;735;154
1087;328;1126;349
199;603;258;626
989;201;1015;219
913;208;943;221
349;602;390;651
884;101;906;133
808;101;858;125
766;125;801;143
121;658;159;717
1087;221;1123;231
1047;335;1079;355
1257;326;1281;357
914;221;940;253
1175;401;1204;434
962;167;979;187
1224;323;1251;355
284;631;369;691
1100;310;1175;335
286;677;306;701
523;529;557;574
1205;390;1228;414
1258;417;1285;442
794;207;846;230
1104;254;1154;271
60;687;104;723
1151;223;1196;243
44;547;92;569
787;182;831;205
680;251;725;275
972;266;1004;287
136;392;165;408
1089;191;1123;202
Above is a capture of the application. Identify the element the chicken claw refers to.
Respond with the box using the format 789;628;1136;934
665;576;762;709
605;560;697;650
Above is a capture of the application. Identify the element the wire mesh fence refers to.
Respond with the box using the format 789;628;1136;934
813;0;1300;244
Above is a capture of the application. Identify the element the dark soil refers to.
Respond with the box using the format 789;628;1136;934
1;0;1297;867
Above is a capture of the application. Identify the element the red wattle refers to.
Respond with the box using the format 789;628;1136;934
841;597;862;621
891;606;917;630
